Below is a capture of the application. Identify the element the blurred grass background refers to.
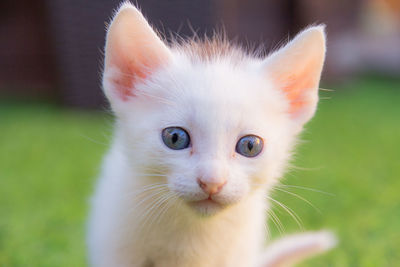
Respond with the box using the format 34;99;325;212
0;76;399;266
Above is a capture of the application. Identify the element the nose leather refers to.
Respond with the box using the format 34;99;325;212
197;178;226;195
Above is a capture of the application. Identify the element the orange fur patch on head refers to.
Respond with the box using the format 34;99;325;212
174;34;258;65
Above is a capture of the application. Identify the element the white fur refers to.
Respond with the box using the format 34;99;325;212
87;3;332;267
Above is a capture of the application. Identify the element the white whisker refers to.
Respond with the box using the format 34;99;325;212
124;183;169;198
267;209;285;235
136;91;176;106
150;193;178;230
138;192;176;235
274;187;322;214
278;184;335;196
264;195;303;230
127;187;169;213
135;173;168;177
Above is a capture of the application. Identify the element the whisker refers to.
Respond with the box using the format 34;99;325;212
267;209;285;235
263;220;270;239
136;91;176;106
127;187;169;212
135;173;168;177
151;193;178;229
319;87;334;92
78;133;109;146
264;195;303;230
141;191;174;222
135;182;168;189
278;184;335;196
132;193;169;241
274;187;322;214
135;193;168;224
119;189;169;240
288;165;324;171
138;192;175;234
124;183;169;198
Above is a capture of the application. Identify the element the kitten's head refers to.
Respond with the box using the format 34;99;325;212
103;3;326;215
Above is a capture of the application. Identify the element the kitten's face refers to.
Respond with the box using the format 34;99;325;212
103;4;326;216
120;58;292;215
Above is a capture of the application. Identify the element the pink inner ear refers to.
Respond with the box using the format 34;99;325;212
107;40;170;101
279;60;319;116
283;76;314;115
109;54;165;101
109;74;134;101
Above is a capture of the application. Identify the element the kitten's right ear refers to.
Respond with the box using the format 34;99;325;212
103;2;172;108
262;26;326;129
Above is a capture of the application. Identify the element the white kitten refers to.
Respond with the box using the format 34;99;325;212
87;2;335;266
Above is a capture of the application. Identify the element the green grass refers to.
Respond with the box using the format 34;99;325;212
0;76;399;266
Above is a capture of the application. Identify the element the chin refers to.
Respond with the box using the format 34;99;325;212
188;199;227;216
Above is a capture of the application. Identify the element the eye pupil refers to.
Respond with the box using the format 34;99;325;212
247;141;253;151
172;133;178;143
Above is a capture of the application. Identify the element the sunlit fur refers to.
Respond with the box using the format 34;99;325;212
87;3;333;267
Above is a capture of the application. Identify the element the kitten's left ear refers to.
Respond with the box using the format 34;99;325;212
263;26;326;127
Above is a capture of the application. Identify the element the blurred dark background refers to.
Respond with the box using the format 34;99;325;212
0;0;399;108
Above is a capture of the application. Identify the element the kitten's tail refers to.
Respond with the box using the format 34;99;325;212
258;230;337;267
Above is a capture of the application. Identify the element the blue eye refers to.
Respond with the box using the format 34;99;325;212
236;135;263;157
162;127;190;150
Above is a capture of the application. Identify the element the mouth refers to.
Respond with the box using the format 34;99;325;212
188;196;225;215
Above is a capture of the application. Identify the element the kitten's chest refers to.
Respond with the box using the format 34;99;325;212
143;244;250;267
135;220;259;267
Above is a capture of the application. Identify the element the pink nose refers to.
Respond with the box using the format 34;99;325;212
197;178;226;195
